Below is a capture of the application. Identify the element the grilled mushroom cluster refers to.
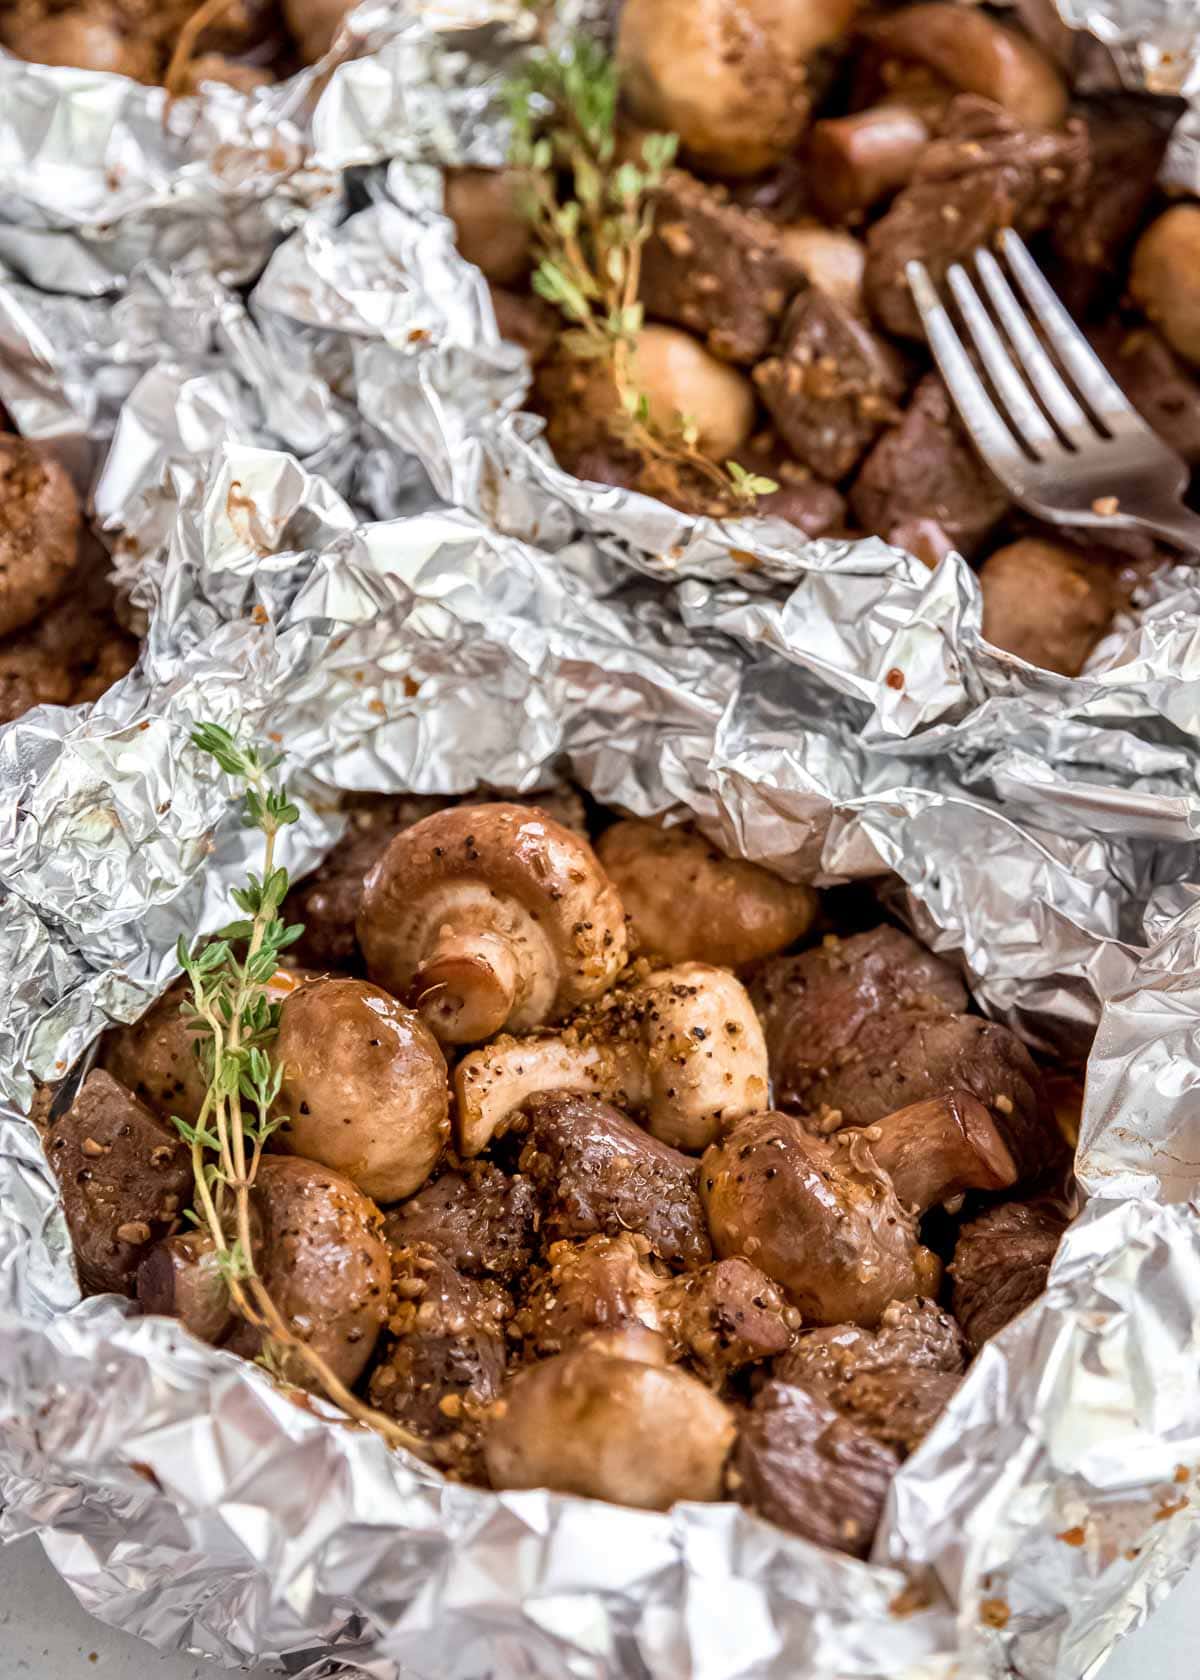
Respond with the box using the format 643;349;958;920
47;791;1076;1555
446;0;1196;678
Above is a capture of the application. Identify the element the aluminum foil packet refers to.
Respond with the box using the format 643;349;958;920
1;0;1200;1676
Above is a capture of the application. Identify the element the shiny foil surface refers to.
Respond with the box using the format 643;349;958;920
2;0;1200;1677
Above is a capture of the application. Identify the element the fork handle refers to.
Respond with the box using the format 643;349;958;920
1127;506;1200;555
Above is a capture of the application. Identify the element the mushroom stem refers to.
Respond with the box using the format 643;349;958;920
455;1035;648;1157
857;1092;1018;1211
415;927;520;1044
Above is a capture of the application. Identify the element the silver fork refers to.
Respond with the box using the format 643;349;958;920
907;230;1200;553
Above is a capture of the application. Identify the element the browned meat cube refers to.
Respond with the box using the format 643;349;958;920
865;95;1089;339
490;284;560;367
368;1243;510;1471
731;1381;899;1555
776;1297;965;1455
0;435;80;641
755;290;908;480
849;373;1009;559
639;171;804;364
756;474;848;537
1088;320;1200;468
803;1009;1056;1182
950;1197;1068;1352
385;1161;538;1283
1051;106;1167;316
750;925;968;1114
514;1233;664;1358
658;1256;796;1380
0;644;72;721
512;1091;712;1268
44;1069;193;1297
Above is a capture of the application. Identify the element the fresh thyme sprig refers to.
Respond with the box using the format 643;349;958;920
175;721;427;1456
505;37;777;508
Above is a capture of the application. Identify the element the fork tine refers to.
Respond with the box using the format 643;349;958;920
906;261;1027;491
998;230;1147;436
945;262;1062;462
971;248;1092;444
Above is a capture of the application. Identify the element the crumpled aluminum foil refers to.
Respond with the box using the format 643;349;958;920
2;0;1200;1676
2;426;1200;1679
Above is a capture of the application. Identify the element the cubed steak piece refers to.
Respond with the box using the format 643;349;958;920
754;290;907;480
849;373;1009;560
950;1197;1068;1352
979;538;1119;676
1088;320;1200;468
45;1069;193;1297
639;170;804;364
1050;105;1167;315
731;1381;899;1555
384;1161;538;1284
865;95;1089;340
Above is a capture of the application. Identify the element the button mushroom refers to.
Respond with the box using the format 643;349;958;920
2;10;159;78
45;1070;193;1298
699;1102;1011;1325
595;820;818;968
484;1329;736;1508
775;224;868;314
453;961;769;1156
358;803;628;1046
1130;205;1200;369
225;1156;390;1391
272;976;450;1203
731;1380;898;1554
865;3;1068;128
617;0;859;178
979;538;1119;677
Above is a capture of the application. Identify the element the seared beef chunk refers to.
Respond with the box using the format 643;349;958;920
776;1297;965;1455
45;1070;192;1297
640;171;804;364
385;1161;538;1284
659;1256;796;1380
732;1381;899;1555
950;1198;1068;1352
1089;320;1200;468
756;474;847;537
754;290;908;480
0;551;138;725
1051;105;1167;316
750;926;967;1114
513;1091;712;1268
369;1242;510;1470
849;372;1009;559
0;435;80;641
515;1233;663;1357
865;95;1089;340
801;1009;1055;1181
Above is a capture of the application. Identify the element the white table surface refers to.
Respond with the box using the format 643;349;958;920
0;1530;1193;1680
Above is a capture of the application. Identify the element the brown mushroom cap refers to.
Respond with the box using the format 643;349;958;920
617;0;859;178
484;1333;736;1508
272;976;450;1203
226;1156;390;1390
358;803;628;1045
0;437;81;642
1130;205;1200;369
103;967;312;1130
867;3;1068;128
596;820;818;967
700;1110;934;1326
444;169;533;287
979;538;1118;677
